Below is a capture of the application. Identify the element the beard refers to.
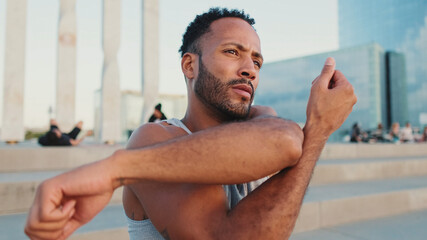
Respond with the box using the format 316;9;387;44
194;57;254;120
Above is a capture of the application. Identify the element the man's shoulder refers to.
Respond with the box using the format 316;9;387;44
127;122;188;149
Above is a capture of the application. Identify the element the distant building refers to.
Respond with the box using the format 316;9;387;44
386;52;409;128
338;0;427;127
94;90;187;141
256;43;407;142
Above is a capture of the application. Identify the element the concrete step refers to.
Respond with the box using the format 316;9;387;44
0;170;123;215
2;156;427;214
311;156;427;185
0;144;124;172
1;143;426;172
320;143;427;159
294;175;427;233
2;175;427;238
0;204;128;240
291;209;427;240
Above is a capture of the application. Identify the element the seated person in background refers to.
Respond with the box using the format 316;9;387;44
350;122;362;143
419;126;427;142
38;119;93;146
400;122;414;143
371;123;385;142
388;122;400;143
148;103;167;123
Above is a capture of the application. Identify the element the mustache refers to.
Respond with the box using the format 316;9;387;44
227;79;254;93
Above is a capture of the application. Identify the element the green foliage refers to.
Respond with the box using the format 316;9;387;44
25;131;45;140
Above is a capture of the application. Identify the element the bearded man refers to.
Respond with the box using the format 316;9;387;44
25;8;356;240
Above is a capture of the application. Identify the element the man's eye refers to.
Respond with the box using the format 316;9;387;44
254;61;261;68
225;49;237;55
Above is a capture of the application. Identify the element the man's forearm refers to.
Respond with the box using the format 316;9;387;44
108;117;303;188
216;125;327;239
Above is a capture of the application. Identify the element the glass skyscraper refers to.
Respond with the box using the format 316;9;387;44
256;43;406;142
338;0;427;127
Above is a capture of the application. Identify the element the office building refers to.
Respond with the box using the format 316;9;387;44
338;0;427;126
256;43;407;142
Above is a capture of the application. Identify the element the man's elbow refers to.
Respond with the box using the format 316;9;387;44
288;125;304;164
275;119;304;166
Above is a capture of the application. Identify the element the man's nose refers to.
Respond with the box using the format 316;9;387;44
238;57;256;81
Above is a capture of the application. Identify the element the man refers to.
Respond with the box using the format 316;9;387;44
25;8;356;240
38;119;93;146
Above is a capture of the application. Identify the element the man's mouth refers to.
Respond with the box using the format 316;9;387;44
231;84;253;99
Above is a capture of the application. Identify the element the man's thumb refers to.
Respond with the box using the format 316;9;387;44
318;57;336;88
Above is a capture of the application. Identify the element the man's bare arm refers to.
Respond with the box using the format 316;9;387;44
216;57;356;239
111;115;303;187
25;110;303;239
143;57;357;239
25;57;355;240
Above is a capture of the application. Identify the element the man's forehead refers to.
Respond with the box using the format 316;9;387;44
203;17;261;52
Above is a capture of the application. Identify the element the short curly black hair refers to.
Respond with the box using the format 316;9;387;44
179;7;255;57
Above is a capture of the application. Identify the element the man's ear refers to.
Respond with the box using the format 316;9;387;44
181;53;198;80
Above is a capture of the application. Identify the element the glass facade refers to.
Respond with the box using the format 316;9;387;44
256;43;407;142
386;52;409;127
338;0;427;127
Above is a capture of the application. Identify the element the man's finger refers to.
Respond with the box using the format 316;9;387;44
317;57;336;89
26;228;64;240
61;219;83;240
39;199;76;222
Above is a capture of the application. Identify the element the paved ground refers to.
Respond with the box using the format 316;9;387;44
291;209;427;240
3;208;426;240
0;205;126;240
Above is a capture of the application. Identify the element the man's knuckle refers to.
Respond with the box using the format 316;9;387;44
344;84;354;93
24;226;31;235
40;210;49;220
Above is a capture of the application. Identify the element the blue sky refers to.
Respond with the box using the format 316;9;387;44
0;0;338;129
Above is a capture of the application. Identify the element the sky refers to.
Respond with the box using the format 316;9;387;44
0;0;338;129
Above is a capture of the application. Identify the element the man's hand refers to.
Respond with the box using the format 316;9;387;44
24;160;116;240
305;57;357;138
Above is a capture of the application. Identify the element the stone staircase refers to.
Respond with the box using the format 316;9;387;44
0;144;127;240
291;143;427;239
1;143;427;239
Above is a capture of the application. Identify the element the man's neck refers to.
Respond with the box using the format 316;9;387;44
181;97;235;133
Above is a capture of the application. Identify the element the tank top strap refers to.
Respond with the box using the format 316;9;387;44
164;118;192;135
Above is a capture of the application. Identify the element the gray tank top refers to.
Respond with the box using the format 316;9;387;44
126;118;267;239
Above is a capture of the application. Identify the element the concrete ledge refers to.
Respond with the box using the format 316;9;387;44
0;145;123;172
311;157;427;185
291;209;427;240
2;143;426;172
0;181;38;215
294;187;427;233
0;204;127;240
321;143;427;159
293;202;321;233
0;178;123;214
70;227;128;240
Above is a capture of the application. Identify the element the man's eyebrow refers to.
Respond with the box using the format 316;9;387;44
222;42;264;61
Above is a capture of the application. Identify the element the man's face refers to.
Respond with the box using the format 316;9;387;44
193;17;263;120
194;57;254;119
